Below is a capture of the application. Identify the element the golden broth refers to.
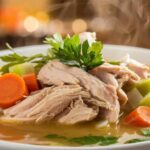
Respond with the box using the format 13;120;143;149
0;120;143;146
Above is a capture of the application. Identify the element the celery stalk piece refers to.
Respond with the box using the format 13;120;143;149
136;78;150;96
9;62;35;76
140;92;150;106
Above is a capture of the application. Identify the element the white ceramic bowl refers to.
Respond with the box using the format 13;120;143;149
0;44;150;150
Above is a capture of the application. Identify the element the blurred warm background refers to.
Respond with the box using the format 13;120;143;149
0;0;150;50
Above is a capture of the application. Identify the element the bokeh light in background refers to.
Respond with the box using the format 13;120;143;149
0;0;150;49
24;16;39;32
72;19;87;33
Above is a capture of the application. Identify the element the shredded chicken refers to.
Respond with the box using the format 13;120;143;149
38;60;119;123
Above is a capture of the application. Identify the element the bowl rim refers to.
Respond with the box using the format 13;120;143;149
0;139;150;150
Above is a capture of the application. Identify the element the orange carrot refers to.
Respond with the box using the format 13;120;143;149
0;73;28;108
23;73;39;92
124;106;150;127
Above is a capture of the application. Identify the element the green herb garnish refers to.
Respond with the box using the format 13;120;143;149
0;43;51;74
69;135;118;146
45;134;118;146
140;128;150;137
44;33;104;70
0;53;44;74
125;128;150;144
125;138;150;144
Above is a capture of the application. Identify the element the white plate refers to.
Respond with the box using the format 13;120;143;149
0;44;150;150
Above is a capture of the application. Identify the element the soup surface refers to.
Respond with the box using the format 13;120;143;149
0;120;143;146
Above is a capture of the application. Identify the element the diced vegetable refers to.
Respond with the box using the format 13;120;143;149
125;88;143;112
140;92;150;106
9;62;35;76
124;106;150;127
0;73;28;108
23;73;39;92
136;79;150;96
140;128;150;137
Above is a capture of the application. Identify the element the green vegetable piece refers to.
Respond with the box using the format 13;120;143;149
125;128;150;144
45;134;118;146
125;138;150;144
109;61;121;65
140;92;150;106
9;62;35;76
136;79;150;96
140;128;150;136
70;135;118;146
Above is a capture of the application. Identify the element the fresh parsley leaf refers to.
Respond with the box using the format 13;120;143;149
0;53;27;62
0;48;50;74
44;33;104;70
125;138;150;144
69;135;118;146
45;134;118;146
69;135;102;145
140;128;150;137
125;128;150;144
98;136;118;146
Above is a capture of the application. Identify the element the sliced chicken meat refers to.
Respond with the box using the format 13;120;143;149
121;54;150;79
58;98;98;124
3;85;93;124
92;63;140;82
89;70;118;87
38;64;79;85
4;87;55;117
90;64;132;105
38;61;119;123
117;88;128;105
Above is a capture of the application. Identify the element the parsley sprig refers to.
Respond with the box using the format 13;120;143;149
0;43;51;74
44;33;104;70
0;52;45;74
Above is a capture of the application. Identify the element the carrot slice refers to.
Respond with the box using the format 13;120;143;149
124;106;150;127
0;73;28;108
23;73;39;92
